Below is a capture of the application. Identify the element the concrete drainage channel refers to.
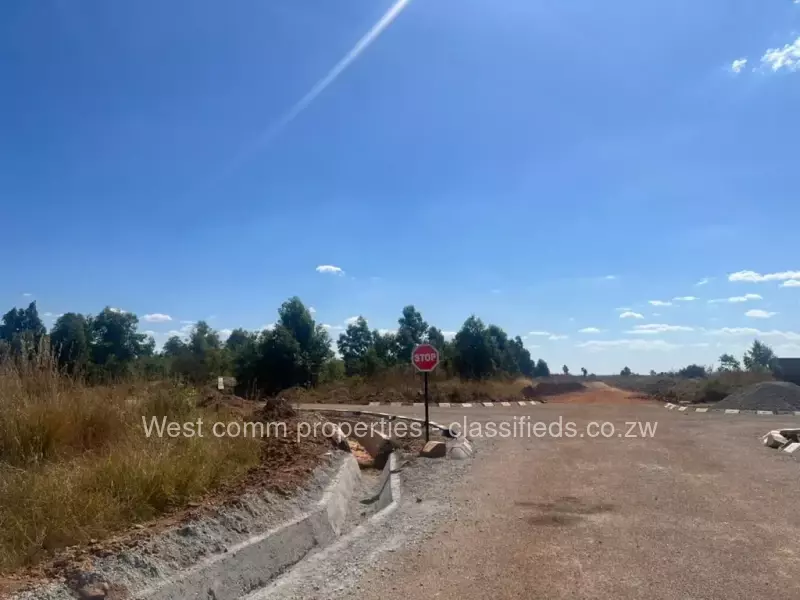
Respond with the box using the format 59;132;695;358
15;419;470;600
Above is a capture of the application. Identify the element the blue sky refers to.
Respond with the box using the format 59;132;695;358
1;0;799;374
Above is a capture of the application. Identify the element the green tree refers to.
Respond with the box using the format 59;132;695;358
276;297;332;386
649;369;657;376
225;328;257;356
337;316;374;376
534;359;550;377
581;367;588;377
373;330;399;368
426;326;446;350
453;315;494;380
562;364;570;375
50;313;92;373
620;366;632;377
236;297;332;395
501;335;534;377
743;339;777;373
89;307;151;379
678;363;706;378
0;301;46;357
718;353;742;372
396;305;428;363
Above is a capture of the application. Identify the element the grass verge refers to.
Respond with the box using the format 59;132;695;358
0;355;261;574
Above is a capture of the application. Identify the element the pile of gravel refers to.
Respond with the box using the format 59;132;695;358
715;381;800;412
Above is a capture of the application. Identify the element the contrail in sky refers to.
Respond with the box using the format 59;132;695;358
221;0;412;177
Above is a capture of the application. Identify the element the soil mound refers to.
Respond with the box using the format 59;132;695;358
715;381;800;412
258;396;297;421
524;380;587;397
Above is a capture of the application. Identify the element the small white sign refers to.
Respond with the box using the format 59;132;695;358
217;377;224;390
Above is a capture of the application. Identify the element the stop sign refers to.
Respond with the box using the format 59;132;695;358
412;343;440;372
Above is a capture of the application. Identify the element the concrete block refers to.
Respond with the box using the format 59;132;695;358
482;402;494;407
666;404;676;410
695;408;709;413
678;406;688;411
500;401;511;407
390;402;402;407
517;401;527;406
420;441;447;458
368;402;381;406
783;442;800;454
448;445;472;460
757;410;774;415
763;430;789;449
438;402;451;407
724;409;740;415
462;403;473;408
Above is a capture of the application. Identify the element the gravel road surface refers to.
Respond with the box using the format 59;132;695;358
289;399;800;600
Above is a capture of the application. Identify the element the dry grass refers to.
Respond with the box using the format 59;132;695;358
0;354;261;573
282;368;535;405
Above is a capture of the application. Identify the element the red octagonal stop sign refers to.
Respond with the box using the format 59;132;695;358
412;343;440;372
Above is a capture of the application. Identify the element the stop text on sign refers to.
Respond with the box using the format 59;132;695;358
414;353;437;363
411;344;440;372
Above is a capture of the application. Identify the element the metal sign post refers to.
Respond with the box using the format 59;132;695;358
412;343;440;444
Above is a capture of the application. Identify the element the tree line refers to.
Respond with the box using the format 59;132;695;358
0;299;551;394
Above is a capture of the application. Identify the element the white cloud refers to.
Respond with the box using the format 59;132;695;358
43;312;54;317
22;292;32;297
109;307;126;314
143;330;157;336
649;300;672;306
526;344;541;349
262;323;276;331
528;331;552;336
316;265;344;275
576;339;680;352
745;309;777;319
729;270;800;282
180;320;195;325
707;328;800;341
615;307;632;312
730;58;748;73
143;313;173;323
627;324;694;334
378;328;398;336
578;327;602;333
695;278;710;286
309;306;317;314
781;280;800;288
548;334;568;340
673;296;698;301
619;311;644;319
442;331;457;340
344;316;362;326
761;37;800;72
322;324;344;331
603;275;617;280
218;329;233;341
708;294;762;303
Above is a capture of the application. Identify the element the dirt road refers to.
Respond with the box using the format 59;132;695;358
311;398;800;599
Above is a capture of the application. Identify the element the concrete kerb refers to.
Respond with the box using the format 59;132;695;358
15;455;363;600
662;404;800;416
139;456;362;600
